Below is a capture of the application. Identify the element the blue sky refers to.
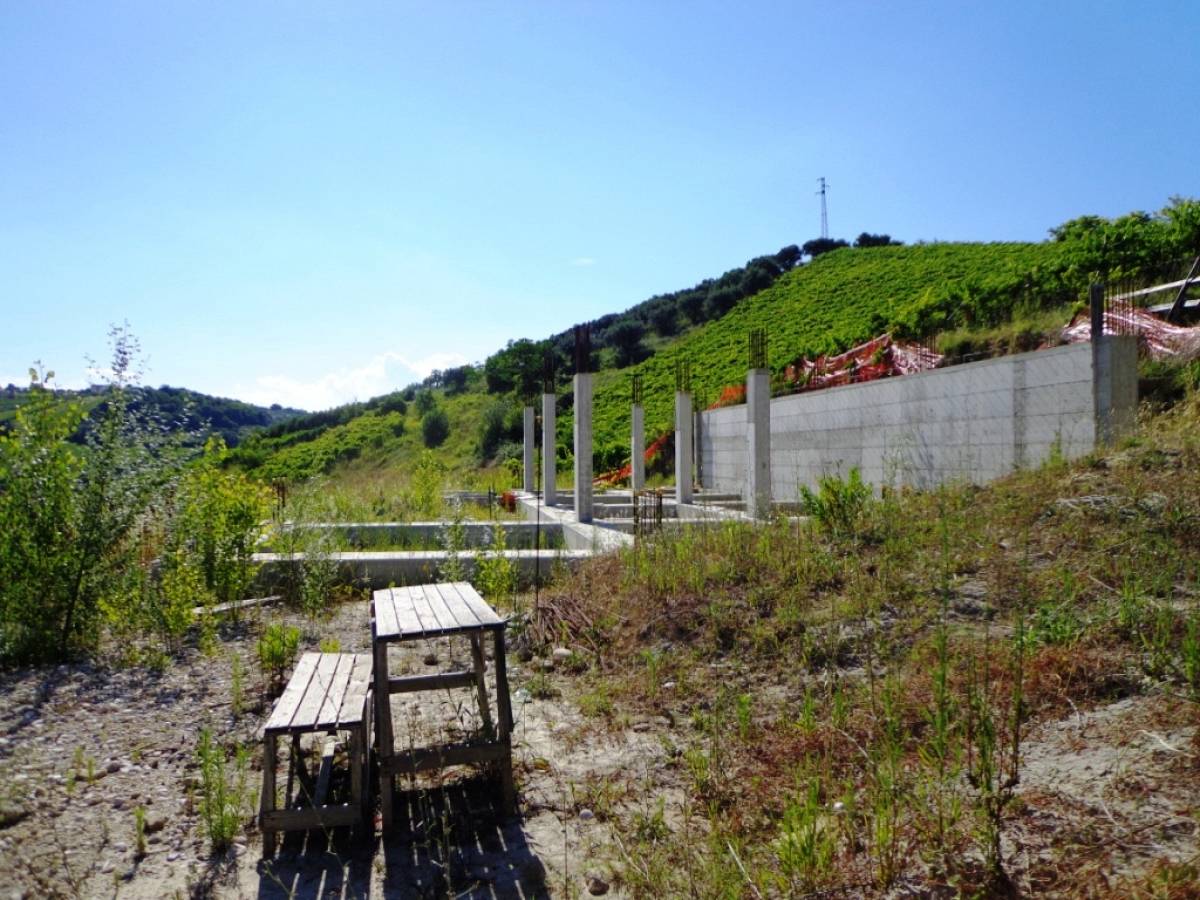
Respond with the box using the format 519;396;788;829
2;1;1197;409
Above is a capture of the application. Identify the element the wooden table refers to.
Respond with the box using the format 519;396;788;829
371;582;515;826
260;652;373;857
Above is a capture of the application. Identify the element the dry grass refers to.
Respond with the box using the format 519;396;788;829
532;387;1200;896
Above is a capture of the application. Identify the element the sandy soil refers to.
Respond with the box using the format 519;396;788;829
1;600;1196;899
0;600;675;899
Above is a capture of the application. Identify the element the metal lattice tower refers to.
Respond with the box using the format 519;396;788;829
817;177;829;239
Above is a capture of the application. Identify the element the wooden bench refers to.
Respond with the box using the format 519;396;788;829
260;652;373;857
372;582;515;827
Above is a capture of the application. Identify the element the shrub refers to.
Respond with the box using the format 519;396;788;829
195;728;252;853
421;407;450;448
0;328;187;664
257;622;300;689
799;468;872;539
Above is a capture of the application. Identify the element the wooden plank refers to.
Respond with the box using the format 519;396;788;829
379;741;510;776
388;671;477;694
264;653;320;734
314;654;353;730
335;654;372;728
425;583;465;630
391;585;428;637
372;589;400;639
312;735;336;807
261;806;361;831
434;582;482;629
447;581;504;628
411;583;450;635
289;653;341;731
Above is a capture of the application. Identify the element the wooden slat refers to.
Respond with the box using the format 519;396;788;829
415;585;451;633
450;581;504;627
411;584;449;634
261;805;361;830
372;589;400;639
391;586;428;637
388;671;477;694
335;654;372;728
288;653;340;731
264;653;319;734
314;654;353;730
434;582;480;629
379;741;510;776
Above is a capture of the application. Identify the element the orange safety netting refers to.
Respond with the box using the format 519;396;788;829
1062;308;1200;360
783;333;943;392
594;430;672;487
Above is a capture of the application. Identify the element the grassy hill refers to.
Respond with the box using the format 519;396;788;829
584;241;1073;464
228;198;1200;493
0;383;304;448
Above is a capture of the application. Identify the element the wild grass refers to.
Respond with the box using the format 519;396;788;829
536;383;1200;895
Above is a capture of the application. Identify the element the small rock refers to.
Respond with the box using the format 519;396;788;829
106;761;121;774
145;813;167;834
551;647;572;662
540;658;556;672
167;851;181;862
578;808;594;822
585;872;610;895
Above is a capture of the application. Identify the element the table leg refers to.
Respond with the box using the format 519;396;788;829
261;732;277;858
469;634;494;736
491;628;516;814
373;637;394;828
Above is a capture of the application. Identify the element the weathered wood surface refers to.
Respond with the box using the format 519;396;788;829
264;652;371;736
372;581;504;642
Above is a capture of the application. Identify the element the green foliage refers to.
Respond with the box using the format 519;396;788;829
407;451;445;518
195;728;252;853
256;622;300;688
438;500;468;582
800;468;872;539
170;436;271;606
475;522;516;609
0;328;188;664
421;406;450;448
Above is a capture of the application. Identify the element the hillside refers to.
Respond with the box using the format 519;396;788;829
229;199;1200;491
0;383;304;448
585;240;1072;464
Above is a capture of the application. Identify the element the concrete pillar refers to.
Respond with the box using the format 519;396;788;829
693;407;704;490
573;374;593;523
542;392;557;506
631;403;645;492
1089;284;1138;447
522;406;536;493
675;391;693;506
746;368;771;518
1093;335;1138;446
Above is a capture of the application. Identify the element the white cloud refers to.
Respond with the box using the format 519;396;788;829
231;350;467;411
569;256;597;267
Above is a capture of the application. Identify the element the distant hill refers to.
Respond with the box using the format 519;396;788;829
0;382;305;448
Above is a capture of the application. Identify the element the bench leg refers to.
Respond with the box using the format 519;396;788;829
261;733;277;859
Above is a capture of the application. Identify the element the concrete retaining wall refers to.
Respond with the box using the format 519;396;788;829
698;338;1138;500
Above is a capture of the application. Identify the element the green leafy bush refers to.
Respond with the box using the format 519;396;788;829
800;468;872;539
257;622;300;689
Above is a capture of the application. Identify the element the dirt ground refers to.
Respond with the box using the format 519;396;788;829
0;600;674;900
0;598;1196;899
